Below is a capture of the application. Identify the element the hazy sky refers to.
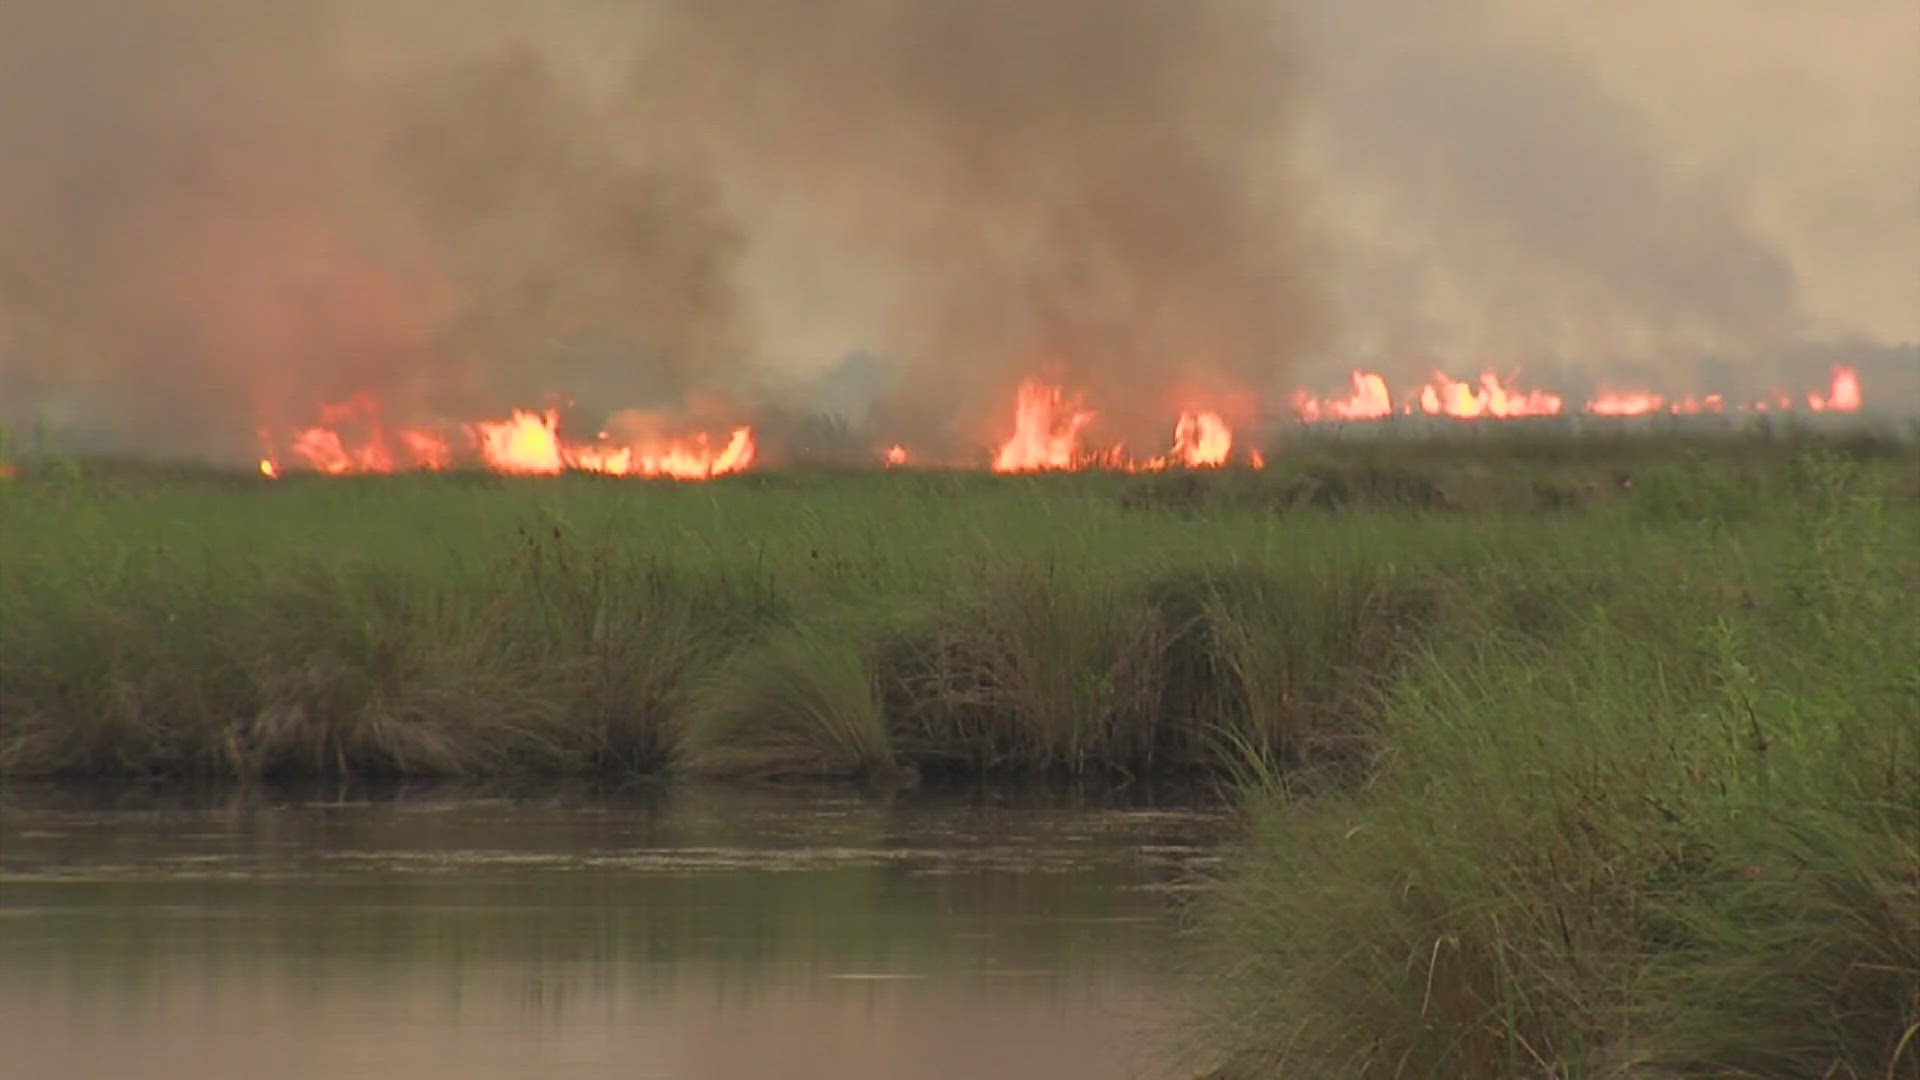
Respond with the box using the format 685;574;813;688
1299;0;1919;380
0;0;1913;455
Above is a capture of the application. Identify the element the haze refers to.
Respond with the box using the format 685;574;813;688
0;0;1913;460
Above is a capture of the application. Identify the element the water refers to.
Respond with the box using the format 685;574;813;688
0;781;1229;1080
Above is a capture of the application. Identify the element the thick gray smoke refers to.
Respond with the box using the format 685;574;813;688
1297;0;1920;403
631;1;1320;447
9;0;1905;461
0;0;1319;460
0;3;762;459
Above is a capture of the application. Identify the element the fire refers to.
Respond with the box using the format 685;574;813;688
263;392;452;476
993;380;1099;472
989;380;1259;473
1587;390;1666;418
260;397;756;480
1283;368;1864;425
255;363;1872;481
1670;394;1725;415
1417;372;1564;419
1166;411;1234;468
1291;370;1393;422
472;409;567;475
1588;389;1733;417
1809;366;1862;413
468;410;757;479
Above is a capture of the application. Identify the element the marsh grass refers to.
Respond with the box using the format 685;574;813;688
1;432;1914;788
1193;467;1920;1079
7;432;1919;1074
879;563;1169;774
678;614;894;778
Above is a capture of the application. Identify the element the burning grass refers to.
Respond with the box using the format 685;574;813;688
1;431;1915;784
5;431;1918;1076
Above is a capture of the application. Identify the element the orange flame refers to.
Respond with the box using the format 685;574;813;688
1587;390;1666;417
1588;389;1733;417
884;445;909;468
1670;394;1725;415
261;397;754;480
993;380;1098;473
1292;370;1393;422
469;409;757;479
1808;366;1862;413
990;381;1257;473
1286;369;1858;424
1418;371;1564;419
271;393;450;475
472;409;567;475
1166;411;1233;468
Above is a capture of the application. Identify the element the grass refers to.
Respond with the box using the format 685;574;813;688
1;429;1915;785
1190;442;1920;1078
4;426;1918;1076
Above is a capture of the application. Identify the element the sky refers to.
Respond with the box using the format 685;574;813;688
1;0;1913;456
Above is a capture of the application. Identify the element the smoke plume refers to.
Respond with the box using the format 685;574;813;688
630;1;1321;447
1297;0;1920;402
0;0;1319;460
0;2;753;459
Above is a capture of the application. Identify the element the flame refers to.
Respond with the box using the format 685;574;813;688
1291;370;1393;422
261;397;754;480
993;380;1098;472
1417;371;1564;419
1588;390;1666;417
1809;366;1863;413
254;362;1871;482
270;392;450;475
469;409;756;479
1285;369;1860;424
1588;389;1734;417
1671;394;1725;415
990;380;1258;473
628;427;756;479
472;409;567;475
1166;411;1233;468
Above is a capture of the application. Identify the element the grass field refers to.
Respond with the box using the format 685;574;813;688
5;428;1919;1076
1180;434;1920;1078
2;428;1915;783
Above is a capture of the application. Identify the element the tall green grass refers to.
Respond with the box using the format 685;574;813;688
2;435;1914;789
7;434;1918;1073
1192;448;1920;1079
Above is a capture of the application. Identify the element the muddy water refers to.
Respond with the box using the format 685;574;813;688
0;781;1228;1080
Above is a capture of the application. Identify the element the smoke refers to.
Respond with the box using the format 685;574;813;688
630;0;1321;447
11;0;1900;463
0;0;1319;460
1298;0;1920;401
0;1;753;459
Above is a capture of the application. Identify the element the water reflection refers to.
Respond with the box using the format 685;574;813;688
0;780;1227;1080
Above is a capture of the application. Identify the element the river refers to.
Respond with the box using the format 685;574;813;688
0;780;1229;1080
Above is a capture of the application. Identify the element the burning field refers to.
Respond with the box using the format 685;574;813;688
4;2;1919;1075
6;426;1915;781
236;363;1872;483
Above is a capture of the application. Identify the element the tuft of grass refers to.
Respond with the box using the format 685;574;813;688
676;615;895;779
880;563;1168;775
